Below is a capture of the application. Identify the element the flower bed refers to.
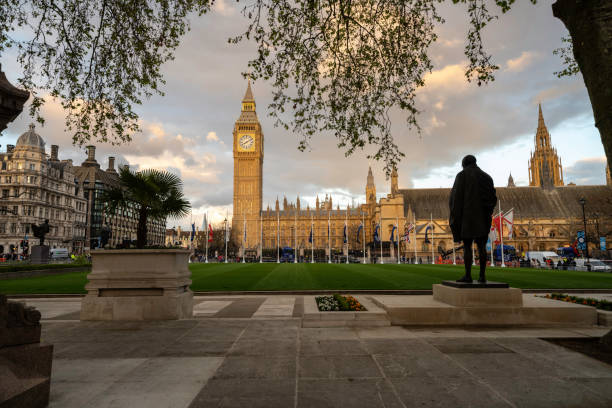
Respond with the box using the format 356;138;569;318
315;294;367;311
543;293;612;311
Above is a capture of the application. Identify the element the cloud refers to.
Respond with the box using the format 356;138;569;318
563;157;607;186
505;51;540;72
206;131;219;142
422;64;467;92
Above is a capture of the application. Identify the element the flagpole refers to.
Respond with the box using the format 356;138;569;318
277;210;280;263
294;213;297;264
452;243;456;265
380;213;384;264
311;215;314;264
431;213;435;265
499;201;506;268
260;212;263;263
414;213;418;264
328;211;331;264
473;242;476;266
205;212;209;263
362;212;365;264
242;215;246;263
224;210;228;263
396;216;400;264
345;209;349;264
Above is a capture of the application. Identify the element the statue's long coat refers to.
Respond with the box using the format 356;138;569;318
449;164;497;242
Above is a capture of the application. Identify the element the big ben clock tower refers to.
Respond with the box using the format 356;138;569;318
232;80;263;248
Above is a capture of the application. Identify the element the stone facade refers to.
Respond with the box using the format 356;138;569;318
0;125;87;255
74;146;166;249
231;83;612;260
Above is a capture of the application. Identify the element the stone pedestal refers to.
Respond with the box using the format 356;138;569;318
434;282;523;307
80;249;193;321
30;245;49;264
371;281;598;326
0;295;53;408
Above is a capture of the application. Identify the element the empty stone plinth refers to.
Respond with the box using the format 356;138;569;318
433;284;523;307
80;249;193;321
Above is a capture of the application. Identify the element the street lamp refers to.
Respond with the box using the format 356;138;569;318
579;197;589;259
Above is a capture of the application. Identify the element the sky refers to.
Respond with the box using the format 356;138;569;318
0;0;607;228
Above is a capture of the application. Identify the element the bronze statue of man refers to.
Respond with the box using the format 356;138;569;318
31;219;50;246
449;155;497;283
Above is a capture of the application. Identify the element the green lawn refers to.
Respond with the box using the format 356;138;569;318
1;263;612;294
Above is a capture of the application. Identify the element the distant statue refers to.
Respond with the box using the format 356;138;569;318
31;219;50;246
100;225;112;248
449;155;497;283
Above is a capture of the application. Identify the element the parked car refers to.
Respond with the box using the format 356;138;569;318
575;258;612;272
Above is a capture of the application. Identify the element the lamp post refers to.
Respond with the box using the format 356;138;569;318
579;197;589;259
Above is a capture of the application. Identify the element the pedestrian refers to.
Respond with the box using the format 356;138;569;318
449;155;497;283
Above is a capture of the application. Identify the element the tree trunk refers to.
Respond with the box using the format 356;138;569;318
137;209;148;249
552;0;612;168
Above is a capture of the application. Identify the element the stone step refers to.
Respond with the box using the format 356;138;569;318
371;294;598;327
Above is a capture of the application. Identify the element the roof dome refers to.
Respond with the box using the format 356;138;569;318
16;123;45;150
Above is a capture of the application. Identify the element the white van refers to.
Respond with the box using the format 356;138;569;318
525;251;561;266
50;248;70;259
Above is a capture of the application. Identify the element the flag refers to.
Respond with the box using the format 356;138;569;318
243;223;247;243
404;223;414;243
343;224;347;244
208;223;213;243
190;223;195;242
308;227;312;243
492;214;503;244
356;224;363;244
424;225;432;243
503;209;514;239
390;225;397;243
374;224;380;243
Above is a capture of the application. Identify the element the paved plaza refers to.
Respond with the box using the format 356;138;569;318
19;296;612;407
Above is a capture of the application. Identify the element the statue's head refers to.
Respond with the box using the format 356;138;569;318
44;219;49;224
461;155;477;168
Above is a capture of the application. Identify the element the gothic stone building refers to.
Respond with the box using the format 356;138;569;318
232;82;612;260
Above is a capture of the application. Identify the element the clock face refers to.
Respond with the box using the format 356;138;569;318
239;134;255;151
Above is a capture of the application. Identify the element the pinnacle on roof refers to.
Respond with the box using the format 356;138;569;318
367;166;375;187
535;103;551;148
243;78;254;102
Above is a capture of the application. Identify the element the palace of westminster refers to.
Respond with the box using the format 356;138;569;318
231;81;612;259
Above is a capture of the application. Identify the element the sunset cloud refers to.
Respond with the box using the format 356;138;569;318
505;51;540;72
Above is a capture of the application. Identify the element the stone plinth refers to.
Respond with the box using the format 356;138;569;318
80;249;193;321
371;294;597;327
30;245;49;264
433;284;523;307
0;295;53;408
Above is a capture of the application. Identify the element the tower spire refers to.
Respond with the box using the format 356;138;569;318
243;77;254;102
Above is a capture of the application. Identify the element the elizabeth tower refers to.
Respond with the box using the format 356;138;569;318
232;80;263;248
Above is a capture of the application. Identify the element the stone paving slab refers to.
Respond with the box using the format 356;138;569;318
252;296;295;318
10;296;612;407
193;300;233;317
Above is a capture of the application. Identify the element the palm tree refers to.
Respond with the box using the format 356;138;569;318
102;167;191;249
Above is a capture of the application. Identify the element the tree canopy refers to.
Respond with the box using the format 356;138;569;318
0;0;212;145
2;0;609;174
